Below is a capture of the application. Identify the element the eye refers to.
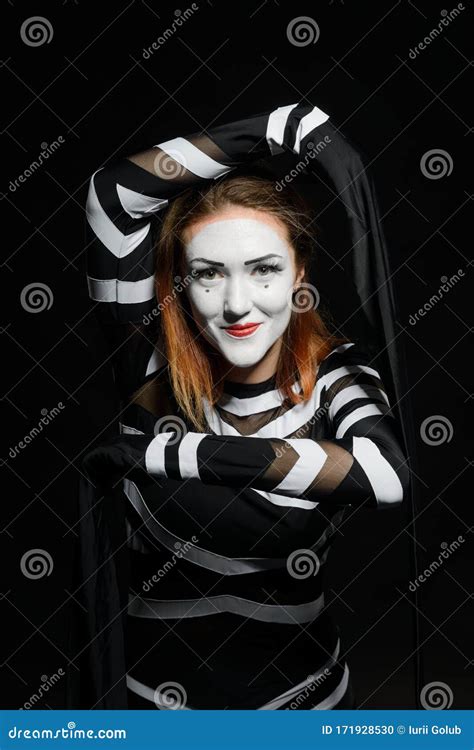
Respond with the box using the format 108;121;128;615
253;263;281;277
194;268;220;280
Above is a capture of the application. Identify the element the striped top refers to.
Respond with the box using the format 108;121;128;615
83;102;410;709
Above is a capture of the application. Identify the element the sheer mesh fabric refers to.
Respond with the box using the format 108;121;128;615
127;134;233;183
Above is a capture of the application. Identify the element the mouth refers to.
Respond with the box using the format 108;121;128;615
222;323;262;338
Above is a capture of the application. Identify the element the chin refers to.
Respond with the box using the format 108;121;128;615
226;357;261;368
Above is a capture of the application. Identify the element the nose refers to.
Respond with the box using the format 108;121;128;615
223;276;252;321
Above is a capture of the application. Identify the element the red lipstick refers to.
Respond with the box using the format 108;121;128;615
223;323;262;338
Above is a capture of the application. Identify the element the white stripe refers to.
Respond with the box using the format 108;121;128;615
251;487;318;510
116;183;168;218
123;478;287;574
216;343;355;418
258;639;340;710
216;381;302;417
202;381;322;439
126;643;344;711
120;423;144;435
128;590;325;624
310;662;350;710
292;105;330;154
154;137;232;179
265;103;299;156
178;432;207;479
145;348;165;377
352;436;404;507
86;275;155;304
144;432;176;476
335;403;390;439
330;383;390;419
86;171;150;258
272;439;328;496
324;342;355;358
320;364;382;391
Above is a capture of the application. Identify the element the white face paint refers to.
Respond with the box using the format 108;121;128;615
184;217;301;369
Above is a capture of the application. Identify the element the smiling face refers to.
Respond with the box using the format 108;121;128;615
182;205;305;372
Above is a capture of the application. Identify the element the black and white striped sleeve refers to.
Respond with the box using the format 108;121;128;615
82;344;410;512
85;102;330;325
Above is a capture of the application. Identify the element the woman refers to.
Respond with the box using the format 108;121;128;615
72;102;410;710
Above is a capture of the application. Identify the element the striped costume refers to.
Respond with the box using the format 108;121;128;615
72;102;410;710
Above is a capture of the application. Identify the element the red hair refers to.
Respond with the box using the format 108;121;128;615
154;171;348;431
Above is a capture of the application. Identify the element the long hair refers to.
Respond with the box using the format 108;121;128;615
154;168;348;431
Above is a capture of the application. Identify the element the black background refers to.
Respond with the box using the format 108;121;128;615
2;0;472;710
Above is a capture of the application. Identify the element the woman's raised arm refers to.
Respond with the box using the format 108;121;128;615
85;102;330;325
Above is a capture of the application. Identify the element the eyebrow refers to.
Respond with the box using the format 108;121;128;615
190;253;283;267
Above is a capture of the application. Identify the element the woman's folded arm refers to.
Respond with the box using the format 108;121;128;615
82;348;411;512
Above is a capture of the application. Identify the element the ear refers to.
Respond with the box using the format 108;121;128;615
295;266;305;287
